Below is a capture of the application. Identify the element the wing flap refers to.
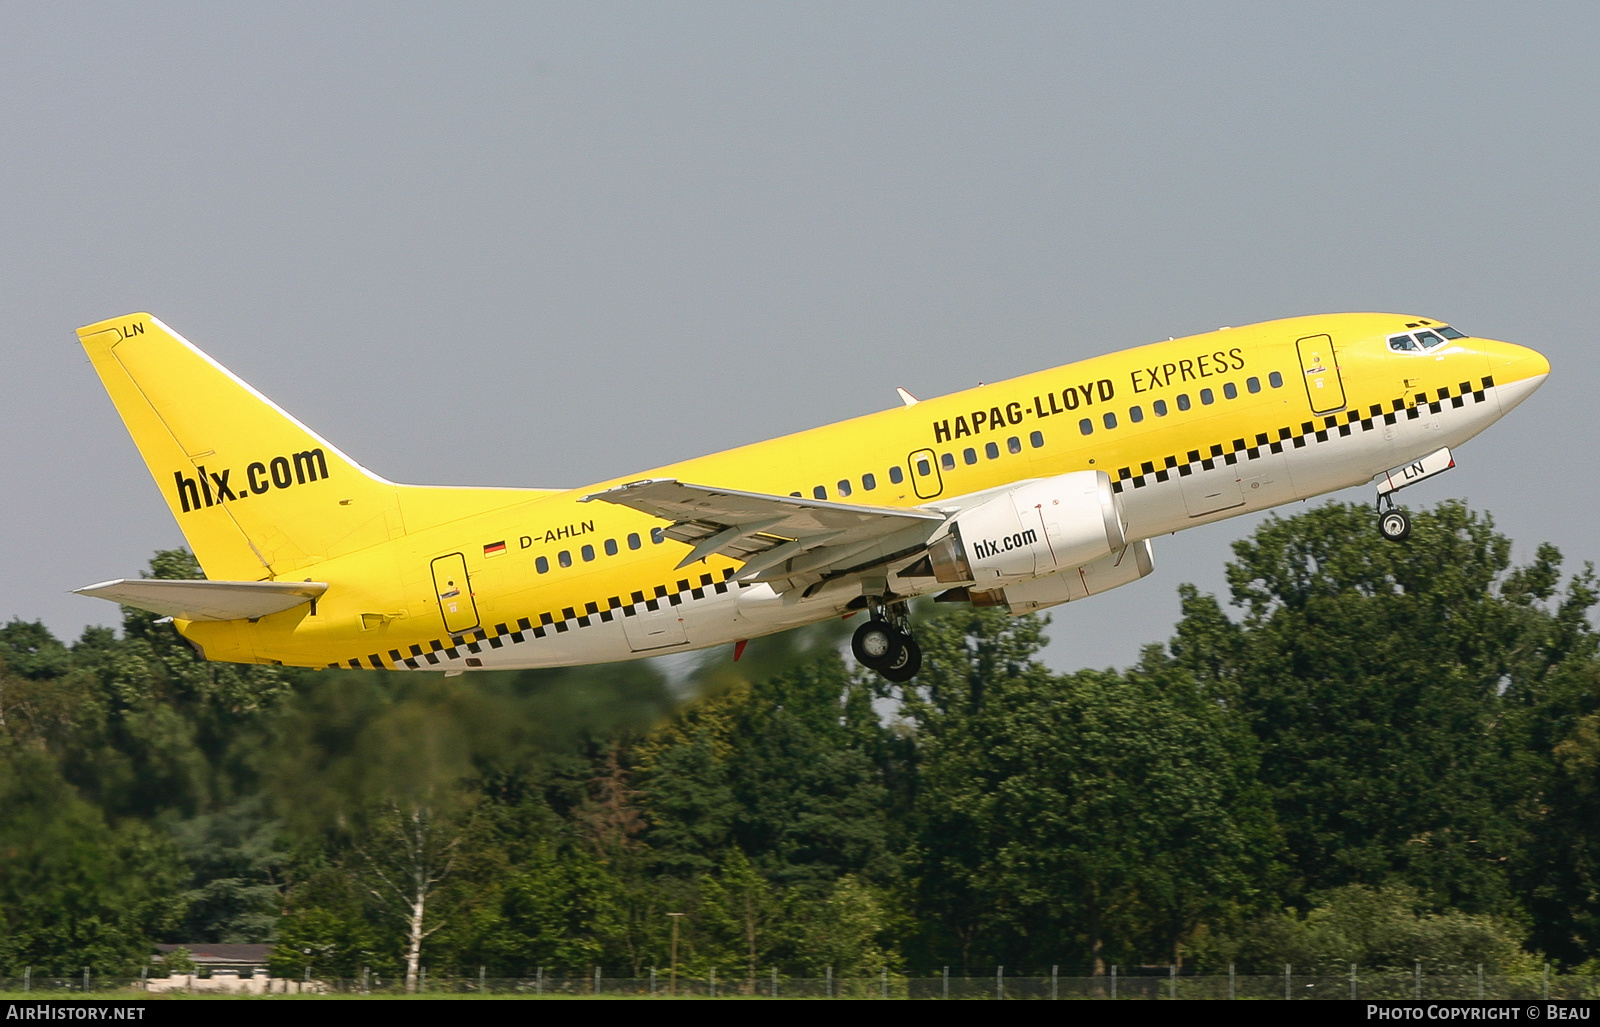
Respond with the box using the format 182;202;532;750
74;578;328;622
582;479;947;589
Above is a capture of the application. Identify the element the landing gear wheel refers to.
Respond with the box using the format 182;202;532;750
1378;509;1412;542
852;620;903;670
880;633;922;683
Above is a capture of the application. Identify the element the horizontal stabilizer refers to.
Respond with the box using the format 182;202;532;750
74;578;328;622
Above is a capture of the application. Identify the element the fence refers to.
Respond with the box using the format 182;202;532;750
4;966;1600;999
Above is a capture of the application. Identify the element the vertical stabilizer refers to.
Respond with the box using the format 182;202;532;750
78;314;406;580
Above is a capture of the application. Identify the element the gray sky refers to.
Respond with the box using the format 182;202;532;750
4;2;1595;672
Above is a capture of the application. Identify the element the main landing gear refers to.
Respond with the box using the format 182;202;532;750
852;600;921;682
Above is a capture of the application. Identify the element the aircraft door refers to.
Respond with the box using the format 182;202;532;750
908;448;944;499
1296;334;1347;414
430;553;480;635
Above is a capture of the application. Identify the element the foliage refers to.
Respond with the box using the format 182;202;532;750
158;947;196;975
1;503;1598;979
0;745;186;975
899;612;1278;970
1201;884;1538;975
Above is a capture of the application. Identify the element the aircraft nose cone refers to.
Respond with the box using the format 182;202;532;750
1483;340;1549;416
1490;342;1550;386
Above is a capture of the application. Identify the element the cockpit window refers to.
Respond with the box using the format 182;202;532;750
1389;327;1461;353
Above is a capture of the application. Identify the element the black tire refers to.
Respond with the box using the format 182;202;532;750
880;634;922;683
1378;509;1412;542
852;620;902;670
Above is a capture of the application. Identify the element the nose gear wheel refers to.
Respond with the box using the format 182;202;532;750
1378;508;1412;542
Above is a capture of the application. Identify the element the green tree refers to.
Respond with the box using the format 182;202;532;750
1176;501;1597;916
792;874;901;977
1206;883;1538;975
0;620;71;680
167;795;287;942
268;863;383;979
1524;699;1600;965
895;607;1053;968
725;654;894;885
267;675;482;991
0;746;187;975
903;611;1278;970
694;847;787;984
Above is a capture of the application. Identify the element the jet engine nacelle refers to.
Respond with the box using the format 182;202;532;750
928;470;1126;588
989;538;1154;615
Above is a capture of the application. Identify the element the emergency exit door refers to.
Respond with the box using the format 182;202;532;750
1296;334;1347;414
431;553;480;635
908;448;943;499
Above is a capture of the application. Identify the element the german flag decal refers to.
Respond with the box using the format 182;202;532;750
483;540;507;558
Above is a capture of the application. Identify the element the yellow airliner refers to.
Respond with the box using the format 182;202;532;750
73;312;1548;681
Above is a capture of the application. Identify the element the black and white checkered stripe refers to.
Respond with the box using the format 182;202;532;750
1110;377;1495;495
332;566;741;671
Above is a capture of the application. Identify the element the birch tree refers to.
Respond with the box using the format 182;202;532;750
268;675;480;990
352;797;471;992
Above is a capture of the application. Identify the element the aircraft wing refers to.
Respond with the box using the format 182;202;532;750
582;479;946;589
74;578;328;622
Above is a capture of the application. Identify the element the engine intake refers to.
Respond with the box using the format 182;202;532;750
928;470;1126;588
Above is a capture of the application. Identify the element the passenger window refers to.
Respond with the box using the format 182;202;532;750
1224;382;1238;399
985;441;999;459
559;550;573;568
1200;388;1214;405
628;533;641;550
1154;399;1168;416
813;485;828;500
963;448;978;465
1079;418;1093;435
536;555;549;574
863;472;877;490
1269;371;1284;388
790;492;802;497
1029;430;1045;448
582;544;595;562
1247;376;1261;394
1439;326;1466;339
941;453;956;471
837;479;852;497
1103;411;1117;429
1129;406;1143;423
915;459;930;476
1177;394;1192;411
651;527;664;544
1007;436;1022;454
891;466;906;484
605;538;618;556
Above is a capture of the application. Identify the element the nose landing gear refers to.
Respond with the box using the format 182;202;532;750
1374;446;1455;543
851;600;922;682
